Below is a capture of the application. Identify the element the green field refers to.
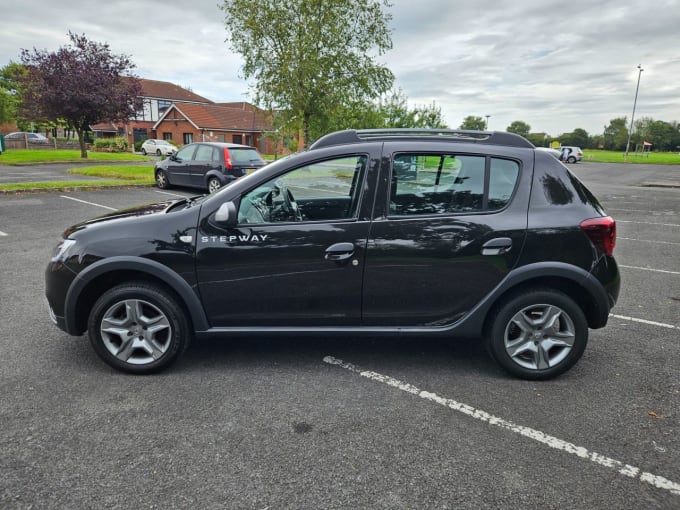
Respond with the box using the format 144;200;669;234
0;165;154;192
0;149;150;165
583;150;680;164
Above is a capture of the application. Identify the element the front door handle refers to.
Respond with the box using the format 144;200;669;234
325;242;355;261
481;237;512;255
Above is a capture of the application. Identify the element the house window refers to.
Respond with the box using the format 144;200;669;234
183;133;194;144
163;133;173;140
245;135;254;146
158;100;172;114
232;134;243;144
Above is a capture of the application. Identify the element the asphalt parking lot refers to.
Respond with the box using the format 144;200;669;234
1;162;679;509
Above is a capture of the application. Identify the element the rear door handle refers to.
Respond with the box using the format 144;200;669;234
325;242;355;261
481;237;512;255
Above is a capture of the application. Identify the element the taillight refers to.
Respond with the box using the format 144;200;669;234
223;148;233;170
580;216;616;256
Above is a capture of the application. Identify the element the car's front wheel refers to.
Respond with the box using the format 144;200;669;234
141;148;147;155
88;282;191;374
156;149;162;156
485;288;588;380
155;169;170;189
208;177;222;193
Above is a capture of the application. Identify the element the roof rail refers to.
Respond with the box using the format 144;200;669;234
309;128;535;150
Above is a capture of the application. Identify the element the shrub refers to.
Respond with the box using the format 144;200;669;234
93;137;129;152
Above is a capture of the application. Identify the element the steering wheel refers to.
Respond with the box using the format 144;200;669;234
270;182;303;222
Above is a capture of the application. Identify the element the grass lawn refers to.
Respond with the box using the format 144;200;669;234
0;165;154;192
0;149;151;165
583;150;680;164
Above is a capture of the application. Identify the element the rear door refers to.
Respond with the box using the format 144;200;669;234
362;143;532;326
190;144;221;188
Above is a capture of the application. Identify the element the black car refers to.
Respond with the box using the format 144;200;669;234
154;142;266;193
45;129;620;379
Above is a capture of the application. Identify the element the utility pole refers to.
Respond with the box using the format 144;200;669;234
624;64;643;162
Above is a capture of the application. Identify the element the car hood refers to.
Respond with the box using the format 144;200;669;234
63;199;186;237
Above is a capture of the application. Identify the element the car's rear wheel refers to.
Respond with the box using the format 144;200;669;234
156;170;170;189
567;156;577;163
208;177;222;193
485;288;588;380
88;282;190;374
141;148;147;155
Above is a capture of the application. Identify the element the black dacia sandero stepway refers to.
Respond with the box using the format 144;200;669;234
45;129;620;379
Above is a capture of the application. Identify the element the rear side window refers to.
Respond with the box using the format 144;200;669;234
389;153;519;216
194;145;216;161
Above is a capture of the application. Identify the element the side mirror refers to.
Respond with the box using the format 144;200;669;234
215;201;238;227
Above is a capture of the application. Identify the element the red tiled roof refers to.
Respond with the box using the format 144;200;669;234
171;103;271;132
138;78;213;104
90;122;118;132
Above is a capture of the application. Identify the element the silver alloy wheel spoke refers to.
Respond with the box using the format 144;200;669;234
100;298;172;365
504;304;576;370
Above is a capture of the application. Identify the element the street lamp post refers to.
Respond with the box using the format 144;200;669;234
624;64;643;162
485;115;490;130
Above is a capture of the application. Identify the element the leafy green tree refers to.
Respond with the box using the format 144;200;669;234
603;117;628;151
19;32;142;158
459;115;486;130
506;120;531;138
558;128;589;148
221;0;394;147
0;62;25;125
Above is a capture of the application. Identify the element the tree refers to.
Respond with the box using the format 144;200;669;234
558;128;589;148
506;120;531;138
0;62;25;125
19;32;142;158
221;0;394;147
603;117;628;151
459;115;486;130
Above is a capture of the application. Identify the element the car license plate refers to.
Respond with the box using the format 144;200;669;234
246;168;256;174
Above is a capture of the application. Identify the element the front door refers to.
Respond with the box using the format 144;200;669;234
196;153;375;327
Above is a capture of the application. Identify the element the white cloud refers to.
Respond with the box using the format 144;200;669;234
1;0;679;136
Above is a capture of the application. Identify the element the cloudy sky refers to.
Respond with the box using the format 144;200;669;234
2;0;679;136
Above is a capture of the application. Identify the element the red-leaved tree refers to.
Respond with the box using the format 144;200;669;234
19;32;143;158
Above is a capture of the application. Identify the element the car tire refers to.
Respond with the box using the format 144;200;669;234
156;170;170;189
88;282;191;374
485;287;588;380
157;149;162;156
567;156;577;163
141;148;147;155
208;177;222;193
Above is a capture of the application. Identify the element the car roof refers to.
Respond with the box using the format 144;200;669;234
310;129;535;150
188;142;257;150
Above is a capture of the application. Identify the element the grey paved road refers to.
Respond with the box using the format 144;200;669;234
0;164;678;509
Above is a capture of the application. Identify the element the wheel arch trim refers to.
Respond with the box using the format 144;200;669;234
64;256;209;335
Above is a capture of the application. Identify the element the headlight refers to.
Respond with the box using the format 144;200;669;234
51;239;76;262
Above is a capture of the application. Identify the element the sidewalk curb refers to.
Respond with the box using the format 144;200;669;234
0;183;154;194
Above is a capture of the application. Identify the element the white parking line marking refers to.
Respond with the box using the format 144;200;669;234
619;265;680;275
154;190;187;198
618;220;680;228
323;356;680;497
618;237;680;246
0;230;8;236
609;314;680;331
60;195;116;211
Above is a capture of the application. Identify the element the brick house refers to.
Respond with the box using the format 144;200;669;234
90;78;276;153
152;101;275;154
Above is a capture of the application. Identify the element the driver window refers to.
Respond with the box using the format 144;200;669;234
238;155;368;224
